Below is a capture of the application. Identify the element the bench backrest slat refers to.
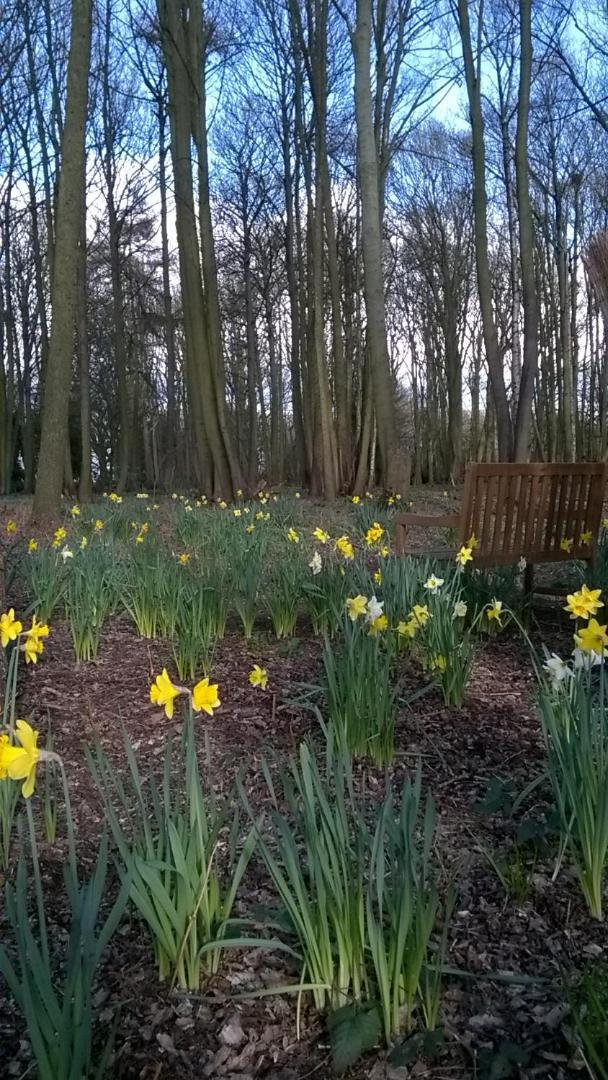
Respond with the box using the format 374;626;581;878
460;462;608;565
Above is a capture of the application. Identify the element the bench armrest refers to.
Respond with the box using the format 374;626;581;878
394;512;460;555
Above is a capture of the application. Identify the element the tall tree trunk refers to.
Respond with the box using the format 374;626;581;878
33;0;92;518
455;0;512;459
513;0;538;461
352;0;407;493
77;186;91;501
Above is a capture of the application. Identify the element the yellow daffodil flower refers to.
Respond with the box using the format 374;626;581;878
287;528;300;543
219;500;227;509
150;669;181;718
6;520;16;535
94;519;104;531
336;536;354;560
295;492;301;499
71;506;81;517
53;527;67;548
368;614;388;636
249;665;268;690
574;618;608;654
351;495;360;504
487;599;503;625
365;522;384;546
1;720;41;797
431;655;447;673
192;678;221;716
560;537;573;553
467;534;479;550
397;618;417;639
564;585;603;621
80;536;88;549
455;545;473;566
178;553;190;565
233;509;242;518
411;603;430;626
28;539;38;554
380;545;389;557
246;524;255;533
236;489;243;498
313;527;330;543
580;530;593;546
374;569;382;585
0;609;23;647
22;617;50;665
346;595;368;621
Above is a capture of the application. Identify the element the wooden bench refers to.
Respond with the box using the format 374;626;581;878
394;462;608;589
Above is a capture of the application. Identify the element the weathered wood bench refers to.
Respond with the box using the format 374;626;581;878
394;462;608;589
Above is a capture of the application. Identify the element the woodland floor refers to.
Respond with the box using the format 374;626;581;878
0;489;604;1080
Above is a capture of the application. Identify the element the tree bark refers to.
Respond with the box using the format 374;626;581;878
33;0;92;518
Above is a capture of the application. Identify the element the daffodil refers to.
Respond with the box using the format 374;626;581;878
136;492;149;499
1;720;41;797
94;519;104;532
23;617;50;664
61;546;74;562
336;536;354;560
373;569;382;585
424;575;444;594
71;506;81;517
411;603;430;626
430;654;447;673
80;536;88;549
564;585;603;621
574;618;608;654
249;665;268;690
295;492;301;499
365;522;384;546
256;511;265;521
0;609;22;647
219;500;227;509
178;553;190;565
313;527;329;543
53;526;67;548
150;669;181;718
246;524;255;533
351;495;360;504
388;496;395;506
455;546;473;567
236;489;243;498
560;537;573;553
233;509;242;518
380;545;389;557
0;734;9;779
486;599;503;625
581;530;593;546
397;618;417;639
453;600;467;619
368;614;388;636
28;538;38;553
346;595;368;621
309;552;322;575
287;528;300;543
467;534;479;550
543;653;572;684
366;596;384;623
192;678;221;715
6;520;16;535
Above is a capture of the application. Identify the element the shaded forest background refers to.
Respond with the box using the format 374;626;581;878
2;0;608;508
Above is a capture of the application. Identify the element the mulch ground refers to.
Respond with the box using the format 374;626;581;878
0;491;604;1079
